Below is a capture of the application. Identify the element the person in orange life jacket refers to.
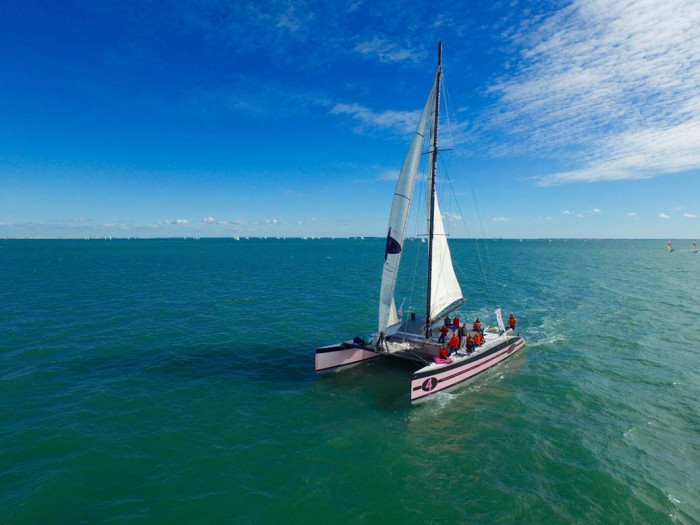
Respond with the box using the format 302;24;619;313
466;333;475;354
507;313;517;331
448;332;460;355
473;332;484;346
438;324;449;344
452;316;460;329
439;346;449;359
472;318;483;334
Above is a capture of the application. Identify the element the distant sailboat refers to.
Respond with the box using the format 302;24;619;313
315;43;525;403
667;241;674;253
693;241;697;253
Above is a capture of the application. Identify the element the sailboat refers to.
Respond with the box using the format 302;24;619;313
315;43;525;403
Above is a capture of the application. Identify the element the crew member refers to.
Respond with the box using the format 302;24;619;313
466;333;475;355
438;324;450;344
448;332;460;354
507;314;517;331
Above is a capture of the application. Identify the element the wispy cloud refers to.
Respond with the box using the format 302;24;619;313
684;213;697;218
487;0;700;185
173;218;189;225
591;208;602;213
561;210;572;215
627;212;637;217
203;217;216;223
376;169;400;181
353;36;426;63
330;103;422;134
659;213;670;219
492;217;509;222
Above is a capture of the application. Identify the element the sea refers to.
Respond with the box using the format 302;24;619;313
1;238;698;524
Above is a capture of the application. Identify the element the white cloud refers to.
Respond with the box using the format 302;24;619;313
203;217;216;223
174;218;189;225
627;212;637;217
492;217;509;222
331;103;421;135
443;212;462;222
353;37;426;63
659;213;670;219
376;169;400;181
562;210;572;215
684;213;697;218
265;219;278;224
591;208;602;213
488;0;700;184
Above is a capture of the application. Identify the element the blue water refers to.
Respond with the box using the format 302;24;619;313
1;238;698;523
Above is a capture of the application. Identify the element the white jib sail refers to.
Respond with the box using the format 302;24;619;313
377;81;437;334
428;193;463;320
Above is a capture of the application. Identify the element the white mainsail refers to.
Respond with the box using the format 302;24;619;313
377;81;437;334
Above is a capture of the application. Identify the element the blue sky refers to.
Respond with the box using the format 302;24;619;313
1;0;698;239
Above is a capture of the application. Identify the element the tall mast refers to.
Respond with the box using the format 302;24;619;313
425;41;442;339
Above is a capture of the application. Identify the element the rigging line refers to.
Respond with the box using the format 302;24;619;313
438;77;495;305
405;149;428;319
465;174;495;304
434;145;494;302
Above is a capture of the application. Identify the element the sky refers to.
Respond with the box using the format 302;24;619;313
1;0;699;239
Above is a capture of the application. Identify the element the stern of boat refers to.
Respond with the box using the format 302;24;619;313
315;341;382;372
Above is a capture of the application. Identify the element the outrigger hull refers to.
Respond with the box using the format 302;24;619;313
315;342;382;372
410;335;525;403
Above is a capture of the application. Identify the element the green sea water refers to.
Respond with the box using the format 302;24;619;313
1;238;698;523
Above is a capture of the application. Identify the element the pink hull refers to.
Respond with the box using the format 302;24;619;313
315;345;381;372
410;337;525;403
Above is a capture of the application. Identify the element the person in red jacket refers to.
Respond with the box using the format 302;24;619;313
507;313;517;331
472;318;483;334
473;332;484;346
438;324;449;344
448;332;460;355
